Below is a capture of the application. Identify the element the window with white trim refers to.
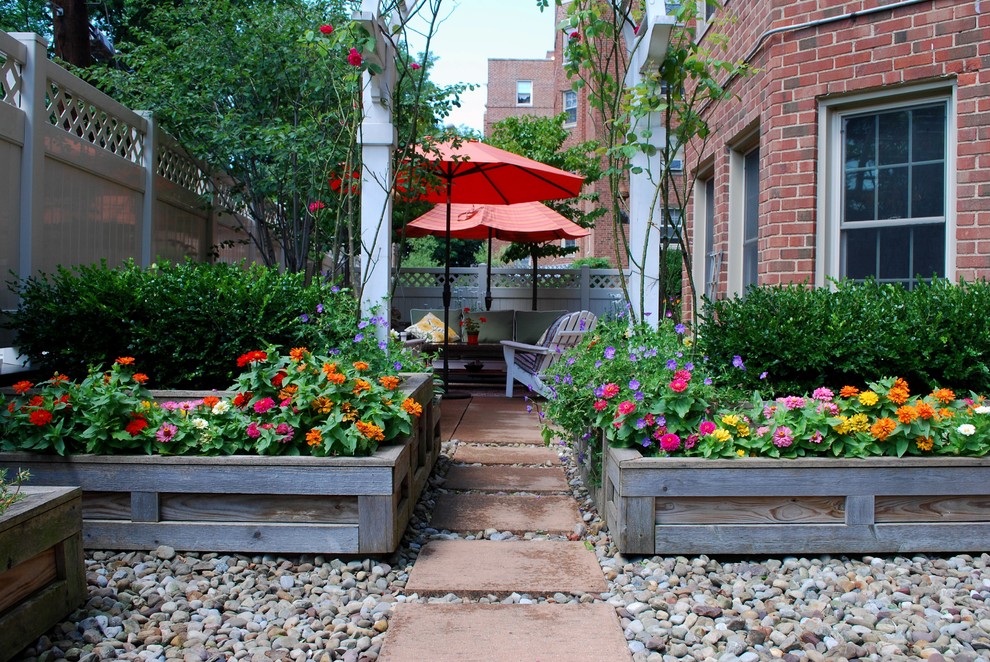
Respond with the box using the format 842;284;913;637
742;146;760;290
563;90;577;126
819;86;954;289
702;175;718;299
516;80;532;106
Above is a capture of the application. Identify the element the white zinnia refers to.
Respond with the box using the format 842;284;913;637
974;405;990;415
191;417;209;430
212;401;231;415
957;423;976;436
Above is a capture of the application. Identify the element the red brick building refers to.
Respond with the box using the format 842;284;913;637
687;0;990;304
485;56;557;133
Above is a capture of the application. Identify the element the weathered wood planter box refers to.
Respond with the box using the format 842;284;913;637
600;444;990;556
0;374;440;555
0;486;86;662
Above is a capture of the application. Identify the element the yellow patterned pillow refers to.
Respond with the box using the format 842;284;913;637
405;312;459;342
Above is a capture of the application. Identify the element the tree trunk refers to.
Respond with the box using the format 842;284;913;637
52;0;92;67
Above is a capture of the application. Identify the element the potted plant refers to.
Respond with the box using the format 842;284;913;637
460;308;486;345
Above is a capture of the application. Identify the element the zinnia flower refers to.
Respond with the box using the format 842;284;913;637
932;388;955;404
839;385;860;398
870;417;896;441
772;426;794;448
957;423;976;436
380;376;400;390
156;423;178;442
593;399;608;411
401;398;423;417
29;409;52;426
858;391;879;406
246;421;261;439
712;428;732;443
254;397;276;414
356;420;384;441
668;379;688;393
347;47;363;66
125;414;149;437
812;387;834;402
896;405;918;424
236;350;267;367
306;429;322;446
132;373;149;384
699;421;716;435
659;433;681;452
916;436;934;451
617;400;636;416
353;361;370;371
212;401;231;415
115;357;135;365
12;380;33;394
410;62;421;70
602;383;620;399
290;347;307;362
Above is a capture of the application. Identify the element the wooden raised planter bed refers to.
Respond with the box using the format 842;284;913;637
0;486;86;662
0;374;440;555
600;444;990;556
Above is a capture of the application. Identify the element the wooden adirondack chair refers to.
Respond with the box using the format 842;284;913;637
501;310;598;397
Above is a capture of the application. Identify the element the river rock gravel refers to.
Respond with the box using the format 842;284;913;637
12;437;990;661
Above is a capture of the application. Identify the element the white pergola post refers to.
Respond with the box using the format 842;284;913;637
354;2;405;332
622;1;675;327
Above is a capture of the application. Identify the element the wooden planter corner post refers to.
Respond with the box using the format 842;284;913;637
0;374;440;556
0;486;86;662
599;445;990;556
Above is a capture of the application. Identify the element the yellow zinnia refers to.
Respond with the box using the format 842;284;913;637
713;428;733;443
859;391;879;406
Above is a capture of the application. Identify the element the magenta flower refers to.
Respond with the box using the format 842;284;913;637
673;369;692;382
347;47;363;66
155;423;177;443
685;433;699;449
810;430;824;444
812;387;834;402
602;383;620;399
308;200;325;213
593;399;608;411
246;421;261;439
617;400;636;416
253;397;276;414
410;62;421;70
772;426;794;448
669;379;688;393
659;433;681;452
699;421;716;435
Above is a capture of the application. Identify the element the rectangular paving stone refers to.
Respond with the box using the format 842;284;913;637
439;398;471;441
406;540;606;597
378;603;630;662
431;494;580;534
444;465;569;493
453;444;560;466
453;399;545;444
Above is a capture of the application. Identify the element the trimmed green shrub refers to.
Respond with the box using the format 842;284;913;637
699;279;990;395
5;260;349;388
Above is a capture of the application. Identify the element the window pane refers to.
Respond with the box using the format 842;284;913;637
844;115;875;169
845;170;875;222
744;148;759;241
843;227;877;279
911;163;944;218
877;166;908;220
743;241;758;288
912;104;946;162
912;223;944;280
878;110;909;165
878;227;910;280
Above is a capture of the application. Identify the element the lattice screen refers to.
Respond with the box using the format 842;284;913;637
590;273;623;289
158;147;209;194
0;52;22;108
45;80;143;164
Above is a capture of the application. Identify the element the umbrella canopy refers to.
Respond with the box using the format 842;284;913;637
413;140;585;395
405;202;590;311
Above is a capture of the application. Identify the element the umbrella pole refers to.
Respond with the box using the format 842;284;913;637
531;247;538;311
442;177;452;394
485;228;493;311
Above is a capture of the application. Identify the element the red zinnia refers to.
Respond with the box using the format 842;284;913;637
29;409;52;426
12;380;33;394
125;414;149;437
132;373;149;384
236;350;268;367
28;395;44;408
232;392;252;408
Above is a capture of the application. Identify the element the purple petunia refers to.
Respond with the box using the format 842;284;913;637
299;314;310;323
666;359;678;370
674;323;686;334
629;379;640;390
354;333;364;342
732;355;745;370
604;346;616;359
316;304;324;314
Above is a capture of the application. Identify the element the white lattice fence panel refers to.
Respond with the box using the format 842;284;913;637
0;51;22;108
158;146;209;194
491;272;531;288
537;272;580;289
590;272;623;289
45;80;143;163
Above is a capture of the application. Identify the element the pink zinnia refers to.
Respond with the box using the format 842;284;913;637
155;423;177;443
699;421;716;435
772;426;794;448
617;400;636;416
254;397;276;414
809;430;824;444
602;383;620;399
685;433;699;449
812;387;834;402
669;379;688;393
674;369;692;382
246;421;261;439
593;399;608;411
347;47;363;66
659;433;681;452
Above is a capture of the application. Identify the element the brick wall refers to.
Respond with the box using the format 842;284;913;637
484;58;557;135
687;0;990;306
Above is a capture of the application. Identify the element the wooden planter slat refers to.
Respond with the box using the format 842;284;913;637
0;486;86;662
0;374;440;555
598;443;990;556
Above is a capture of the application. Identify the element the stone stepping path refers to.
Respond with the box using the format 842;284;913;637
405;540;606;597
430;494;581;534
452;444;559;465
379;400;630;661
378;603;629;662
443;465;570;492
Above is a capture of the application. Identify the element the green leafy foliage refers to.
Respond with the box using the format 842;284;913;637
0;467;30;516
4;261;380;388
699;280;990;395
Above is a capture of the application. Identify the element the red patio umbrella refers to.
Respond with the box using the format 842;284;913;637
413;140;585;395
405;201;590;310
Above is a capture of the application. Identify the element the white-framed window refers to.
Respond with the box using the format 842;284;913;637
692;173;719;301
516;80;532;106
562;238;577;249
727;131;760;296
741;146;760;289
563;90;578;126
817;83;955;288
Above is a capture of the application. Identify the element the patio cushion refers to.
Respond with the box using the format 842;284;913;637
405;313;459;343
410;308;450;326
465;310;514;343
515;310;568;345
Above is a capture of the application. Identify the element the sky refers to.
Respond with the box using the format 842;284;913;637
406;0;557;134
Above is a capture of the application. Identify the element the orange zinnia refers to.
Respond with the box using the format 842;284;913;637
916;401;936;420
278;385;298;401
327;372;346;385
931;388;955;404
916;436;934;451
115;356;136;365
306;428;322;447
887;384;909;405
839;385;860;398
289;347;307;362
353;361;370;371
355;420;385;441
322;362;338;375
896;405;917;424
379;376;400;390
133;373;149;384
401;398;423;417
352;379;371;395
870;417;896;441
202;396;220;409
12;380;33;394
